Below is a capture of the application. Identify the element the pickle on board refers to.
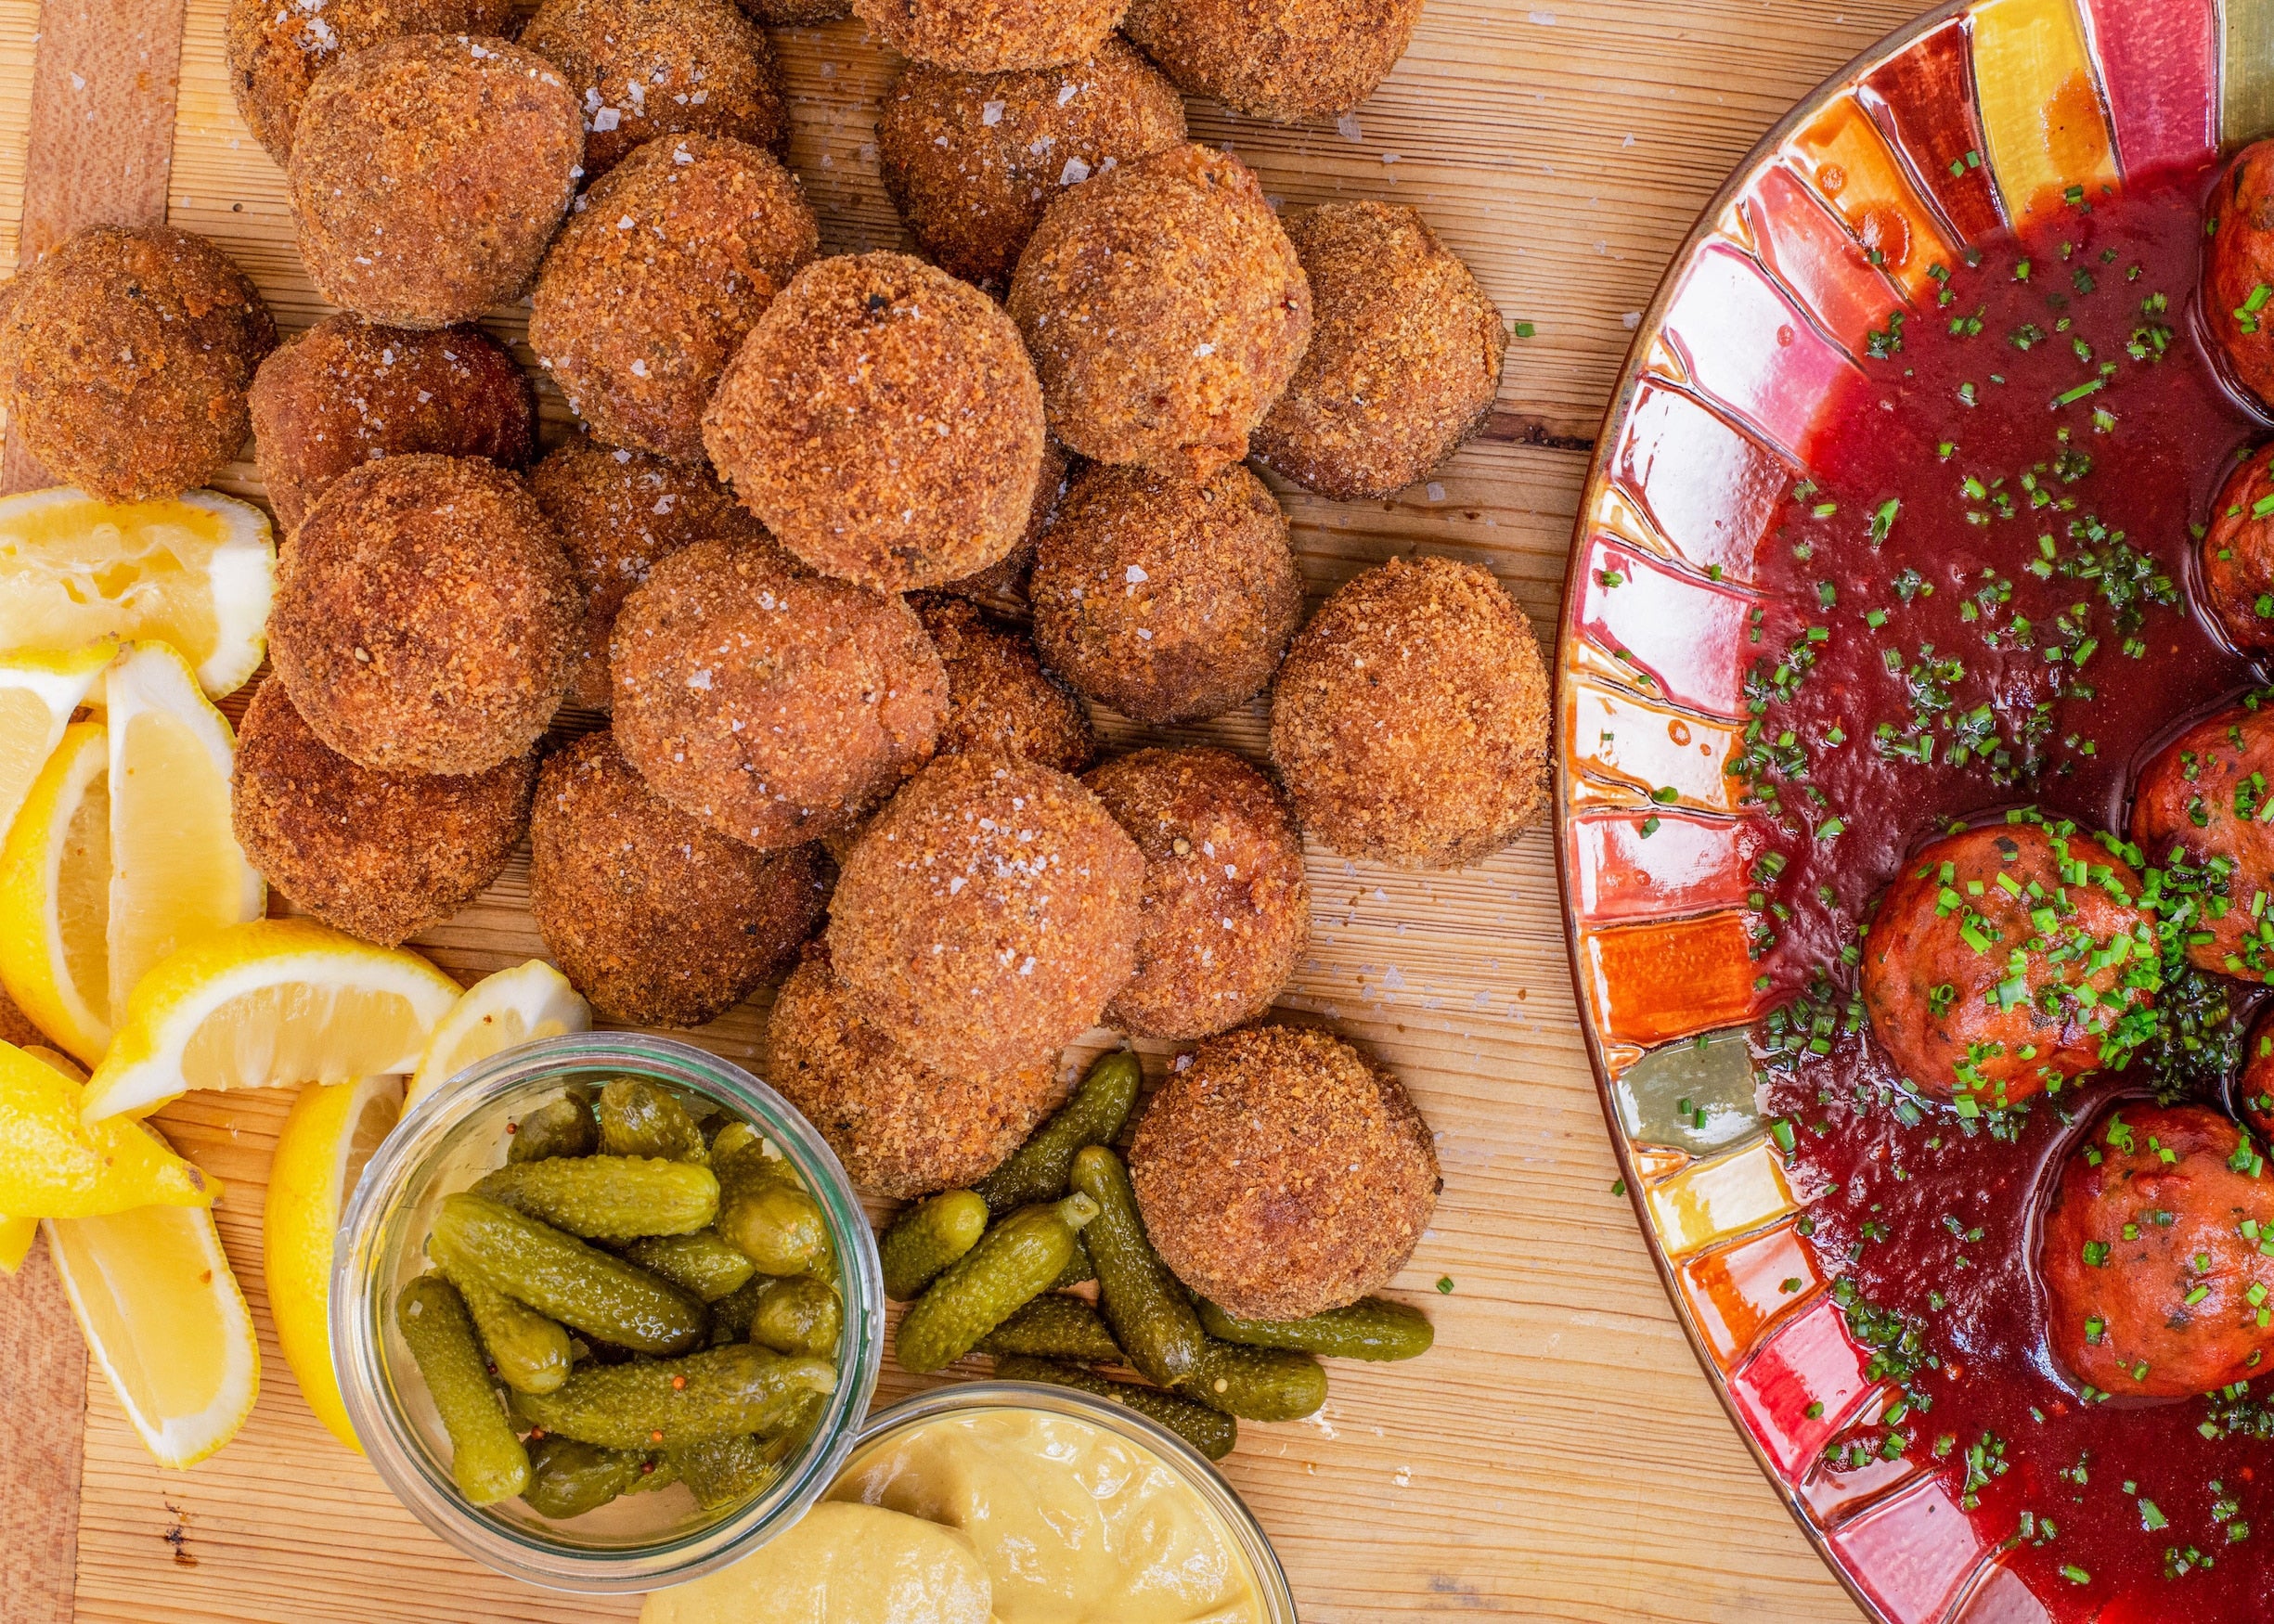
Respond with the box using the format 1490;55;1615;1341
975;1292;1123;1364
428;1192;708;1356
508;1087;598;1165
1049;1238;1096;1291
620;1230;757;1302
715;1141;830;1277
396;1275;531;1504
513;1343;836;1451
878;1190;989;1301
895;1193;1098;1374
447;1269;574;1395
1069;1145;1205;1388
1196;1296;1434;1361
597;1077;709;1164
667;1433;776;1511
975;1050;1142;1217
990;1355;1236;1462
1180;1340;1327;1421
522;1435;656;1519
745;1274;842;1358
472;1155;720;1240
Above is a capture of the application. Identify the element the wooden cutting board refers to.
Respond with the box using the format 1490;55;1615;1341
0;0;1927;1617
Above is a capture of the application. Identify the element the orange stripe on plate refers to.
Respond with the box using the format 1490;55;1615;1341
1785;94;1958;303
1579;910;1762;1050
1678;1220;1824;1369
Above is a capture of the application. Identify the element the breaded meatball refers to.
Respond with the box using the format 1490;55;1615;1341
2131;702;2274;978
912;595;1095;771
826;752;1143;1076
611;535;948;848
269;455;582;774
529;438;776;710
1269;555;1547;869
520;0;787;178
531;135;817;462
876;41;1186;292
934;439;1070;604
1007;143;1310;477
2206;141;2274;406
1129;1024;1435;1320
2040;1102;2274;1398
849;0;1124;72
226;0;517;164
1124;0;1421;124
531;731;826;1025
231;679;533;946
1860;821;2157;1109
0;226;275;503
1086;747;1308;1039
288;34;583;329
249;315;534;535
1030;461;1301;725
766;954;1065;1197
1252;202;1505;500
2199;443;2274;653
702;252;1045;592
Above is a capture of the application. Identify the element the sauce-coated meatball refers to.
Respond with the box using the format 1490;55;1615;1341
2130;701;2274;978
2198;443;2274;654
2205;140;2274;407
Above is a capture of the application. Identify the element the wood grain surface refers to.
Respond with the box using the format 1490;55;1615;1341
0;0;1935;1617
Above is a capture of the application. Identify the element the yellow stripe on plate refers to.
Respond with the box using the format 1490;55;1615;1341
2225;0;2274;145
1971;0;2121;227
1644;1137;1800;1258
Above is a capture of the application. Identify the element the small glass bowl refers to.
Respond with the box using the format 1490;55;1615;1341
332;1032;885;1592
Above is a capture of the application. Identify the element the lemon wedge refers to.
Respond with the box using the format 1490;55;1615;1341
81;917;462;1121
0;487;274;698
0;1046;83;1270
105;642;265;1027
0;1038;214;1216
0;722;112;1063
265;1074;402;1451
407;960;590;1108
0;640;114;839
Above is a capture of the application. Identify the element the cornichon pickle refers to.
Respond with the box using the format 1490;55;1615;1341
396;1275;530;1504
896;1193;1097;1374
472;1155;720;1240
620;1231;757;1302
975;1293;1123;1363
598;1077;709;1164
709;1120;762;1165
991;1355;1235;1463
1196;1296;1434;1361
746;1274;842;1357
429;1192;707;1356
975;1050;1141;1217
523;1436;658;1519
447;1269;574;1394
1180;1341;1327;1421
1069;1145;1205;1388
508;1087;598;1164
667;1433;776;1511
514;1343;836;1450
716;1143;829;1277
878;1189;988;1300
1050;1238;1096;1291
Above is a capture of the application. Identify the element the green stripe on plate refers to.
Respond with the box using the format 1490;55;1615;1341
2224;0;2274;144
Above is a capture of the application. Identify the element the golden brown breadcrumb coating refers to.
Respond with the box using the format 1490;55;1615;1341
912;595;1095;773
231;679;535;947
288;33;583;329
1269;554;1547;870
0;225;275;504
702;251;1045;592
1029;461;1300;724
826;752;1143;1076
1007;143;1309;478
611;534;948;849
1122;0;1421;123
740;0;846;16
933;439;1070;604
530;730;826;1025
850;0;1125;72
531;134;817;462
1085;747;1308;1039
268;455;583;774
1129;1024;1436;1320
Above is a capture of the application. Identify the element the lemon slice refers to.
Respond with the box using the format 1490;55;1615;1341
0;640;115;840
265;1074;402;1452
81;917;462;1122
407;960;590;1108
105;642;265;1027
0;487;275;699
0;1045;84;1270
0;1038;214;1216
0;723;112;1063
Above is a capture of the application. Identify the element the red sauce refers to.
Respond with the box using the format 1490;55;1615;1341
1744;161;2274;1612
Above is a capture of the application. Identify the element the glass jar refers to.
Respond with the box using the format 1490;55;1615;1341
332;1032;885;1592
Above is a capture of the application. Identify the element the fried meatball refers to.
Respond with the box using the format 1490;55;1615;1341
912;595;1095;771
520;0;787;179
2131;702;2274;978
1251;201;1505;500
529;438;776;710
1269;555;1546;869
2040;1102;2274;1398
1860;821;2156;1109
249;315;534;535
2198;442;2274;653
226;0;518;164
1129;1025;1435;1321
1030;461;1301;725
0;226;275;504
826;752;1143;1076
934;439;1070;604
2206;141;2274;406
531;731;826;1025
766;954;1065;1197
702;252;1045;592
231;679;534;946
1085;747;1308;1039
611;535;948;848
288;34;583;329
269;455;582;774
1008;143;1310;478
1124;0;1420;124
876;41;1187;293
531;135;817;463
849;0;1124;72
